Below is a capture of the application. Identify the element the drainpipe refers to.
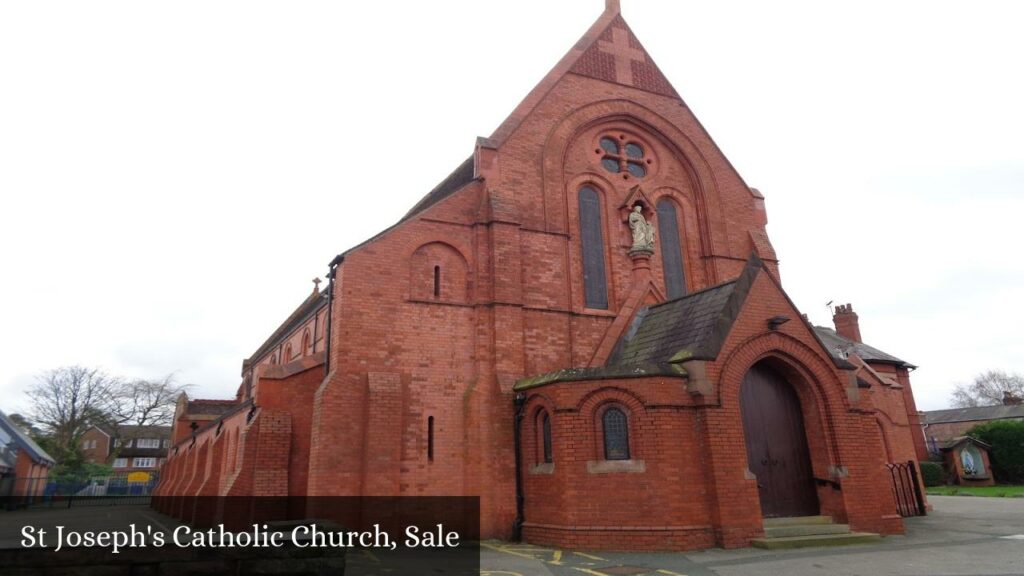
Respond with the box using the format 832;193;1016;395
324;254;344;377
512;391;527;541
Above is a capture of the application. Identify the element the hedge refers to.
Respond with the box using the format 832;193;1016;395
967;420;1024;484
919;461;945;487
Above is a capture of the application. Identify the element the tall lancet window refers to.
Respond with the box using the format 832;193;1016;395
657;198;686;299
579;187;609;309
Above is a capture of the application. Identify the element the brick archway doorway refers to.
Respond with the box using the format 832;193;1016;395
740;361;820;518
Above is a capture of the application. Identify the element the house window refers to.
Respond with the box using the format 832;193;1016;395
541;412;553;464
113;438;121;448
656;198;686;299
132;457;156;468
302;329;311;356
136;438;160;449
284;343;294;363
162;439;169;448
602;407;630;461
112;458;128;468
433;266;441;298
596;136;650;179
578;187;609;309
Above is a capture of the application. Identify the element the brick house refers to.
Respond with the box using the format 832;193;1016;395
922;400;1024;454
0;410;55;499
81;424;171;476
155;1;928;550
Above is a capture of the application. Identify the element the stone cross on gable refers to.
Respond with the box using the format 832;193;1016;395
599;27;644;86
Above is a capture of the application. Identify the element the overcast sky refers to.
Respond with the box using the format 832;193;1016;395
1;0;1021;415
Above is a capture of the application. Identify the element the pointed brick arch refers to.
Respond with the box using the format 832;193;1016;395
541;100;724;283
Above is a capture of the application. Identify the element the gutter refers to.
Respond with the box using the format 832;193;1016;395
324;254;344;376
512;391;526;541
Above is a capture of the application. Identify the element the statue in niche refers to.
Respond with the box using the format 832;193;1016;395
628;204;655;251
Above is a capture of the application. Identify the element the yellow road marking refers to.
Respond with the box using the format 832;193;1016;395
572;568;610;576
656;570;687;576
549;550;563;565
480;541;541;560
573;551;607;561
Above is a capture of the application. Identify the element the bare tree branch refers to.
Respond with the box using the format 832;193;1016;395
27;366;120;462
950;370;1024;408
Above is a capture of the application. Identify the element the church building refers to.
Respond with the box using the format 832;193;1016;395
155;1;929;550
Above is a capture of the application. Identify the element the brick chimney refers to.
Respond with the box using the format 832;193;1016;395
1003;391;1023;406
832;303;862;343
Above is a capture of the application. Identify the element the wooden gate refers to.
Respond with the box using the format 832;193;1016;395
741;363;820;518
886;460;926;517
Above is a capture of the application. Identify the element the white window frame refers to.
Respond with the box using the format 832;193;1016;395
132;457;156;468
112;458;128;468
136;438;161;449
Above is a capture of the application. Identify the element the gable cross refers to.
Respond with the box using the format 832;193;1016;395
598;28;645;86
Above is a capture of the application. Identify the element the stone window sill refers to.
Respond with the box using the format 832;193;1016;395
586;459;646;475
530;463;554;475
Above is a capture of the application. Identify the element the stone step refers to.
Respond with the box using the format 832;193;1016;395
762;515;835;527
750;532;883;550
764;523;851;538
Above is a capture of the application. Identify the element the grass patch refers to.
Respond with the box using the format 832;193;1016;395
926;485;1024;497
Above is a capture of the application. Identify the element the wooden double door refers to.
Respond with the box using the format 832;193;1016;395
740;362;819;518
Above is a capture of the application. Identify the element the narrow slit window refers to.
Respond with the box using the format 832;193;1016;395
433;266;441;298
427;416;435;461
542;412;553;464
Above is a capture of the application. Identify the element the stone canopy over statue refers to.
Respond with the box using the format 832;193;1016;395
629;204;655;252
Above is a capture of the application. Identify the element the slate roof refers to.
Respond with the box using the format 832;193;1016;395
813;326;914;369
609;280;742;366
246;289;327;366
0;410;55;466
402;156;476;223
922;404;1024;425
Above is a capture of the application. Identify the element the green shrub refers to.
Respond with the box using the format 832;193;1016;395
968;420;1024;484
919;461;945;487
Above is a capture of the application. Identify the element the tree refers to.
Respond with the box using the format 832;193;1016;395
950;370;1024;408
25;367;191;468
968;420;1024;484
26;366;120;462
107;375;190;429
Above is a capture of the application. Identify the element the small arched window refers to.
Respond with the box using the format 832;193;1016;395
540;411;553;464
283;343;294;363
657;198;686;299
579;187;609;309
602;407;630;461
302;330;311;357
270;354;278;365
433;265;441;298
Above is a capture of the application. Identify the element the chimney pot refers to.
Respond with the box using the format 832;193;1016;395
833;303;862;343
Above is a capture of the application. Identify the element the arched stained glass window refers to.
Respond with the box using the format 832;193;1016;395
657;198;686;299
579;187;609;309
602;407;630;461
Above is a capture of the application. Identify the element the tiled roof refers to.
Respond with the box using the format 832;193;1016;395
609;256;762;366
401;156;476;223
813;326;914;368
922;404;1024;425
609;280;741;366
0;410;55;466
186;400;239;416
246;289;327;366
